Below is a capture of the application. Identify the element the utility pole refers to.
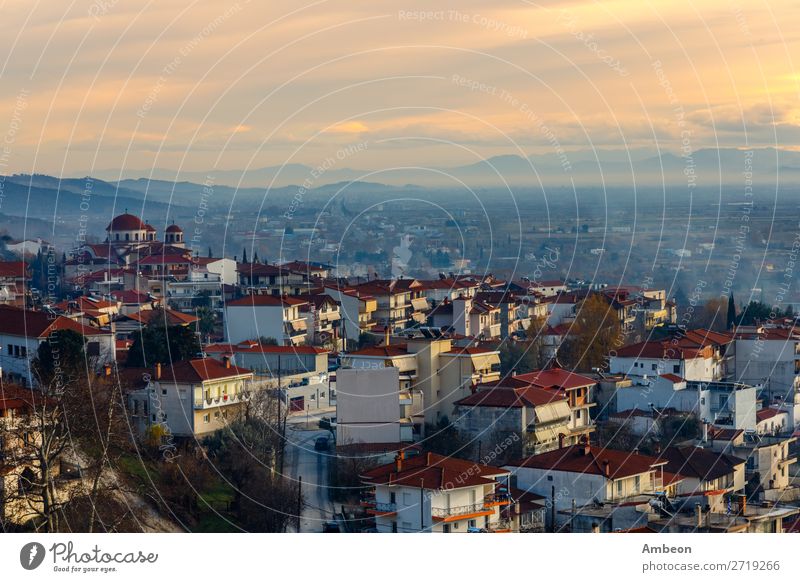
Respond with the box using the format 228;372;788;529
297;476;303;532
419;477;424;533
550;485;556;533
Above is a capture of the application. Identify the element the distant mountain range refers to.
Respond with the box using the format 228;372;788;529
74;147;800;190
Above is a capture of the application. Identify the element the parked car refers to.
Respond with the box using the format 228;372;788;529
314;436;330;451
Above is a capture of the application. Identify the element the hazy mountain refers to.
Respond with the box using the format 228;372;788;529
78;147;800;191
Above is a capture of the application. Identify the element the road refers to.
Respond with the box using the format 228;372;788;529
283;424;336;532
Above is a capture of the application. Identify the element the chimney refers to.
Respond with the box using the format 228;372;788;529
702;422;709;443
580;436;590;456
558;433;565;449
395;453;403;473
511;368;517;377
104;363;112;377
591;523;600;534
654;442;662;454
223;355;231;369
602;459;610;477
384;326;390;347
739;494;746;514
695;504;703;530
154;362;162;380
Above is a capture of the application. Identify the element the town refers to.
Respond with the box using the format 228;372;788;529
1;210;798;534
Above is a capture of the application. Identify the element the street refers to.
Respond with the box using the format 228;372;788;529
283;414;336;532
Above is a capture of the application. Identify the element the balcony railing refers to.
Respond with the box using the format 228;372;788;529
431;503;491;519
195;392;248;409
369;502;397;514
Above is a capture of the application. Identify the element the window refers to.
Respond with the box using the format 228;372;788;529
390;492;396;504
391;522;398;533
161;389;167;396
634;475;641;492
203;414;210;423
673;364;680;373
442;524;451;533
87;342;100;356
576;409;582;419
403;492;412;505
468;519;476;528
616;481;623;495
651;364;657;371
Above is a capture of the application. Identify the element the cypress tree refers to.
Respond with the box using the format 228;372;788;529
726;292;736;330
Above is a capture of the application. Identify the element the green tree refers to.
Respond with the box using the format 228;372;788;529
32;329;87;384
127;316;201;367
737;300;782;326
195;306;216;337
726;293;737;330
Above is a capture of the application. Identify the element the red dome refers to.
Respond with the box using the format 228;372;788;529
165;224;183;233
106;213;146;231
144;223;157;232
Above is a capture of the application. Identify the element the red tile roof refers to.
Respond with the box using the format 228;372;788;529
659;373;685;383
159;358;252;383
123;308;198;326
362;451;508;489
0;261;30;279
505;444;667;479
137;254;191;266
348;344;410;357
0;306;108;338
655;446;745;482
514;368;596;390
106;213;147;231
756;407;785;423
455;385;567;408
226;294;308;307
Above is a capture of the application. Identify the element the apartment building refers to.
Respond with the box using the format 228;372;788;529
224;294;309;345
0;261;30;307
609;328;734;382
129;358;255;438
343;336;501;429
733;325;800;428
237;262;311;296
513;368;596;443
361;451;524;533
351;278;428;332
452;378;571;455
336;367;418;446
504;441;676;530
321;284;377;348
0;306;116;386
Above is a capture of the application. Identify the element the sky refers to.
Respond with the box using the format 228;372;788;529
1;0;798;180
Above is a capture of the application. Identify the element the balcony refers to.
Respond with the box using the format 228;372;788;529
366;502;397;516
194;392;248;409
431;503;494;522
484;492;511;507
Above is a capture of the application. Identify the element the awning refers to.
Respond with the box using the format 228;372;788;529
411;297;429;311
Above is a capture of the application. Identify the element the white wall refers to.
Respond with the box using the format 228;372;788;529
336;367;402;445
224;305;284;344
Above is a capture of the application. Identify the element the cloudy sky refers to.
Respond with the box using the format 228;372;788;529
1;0;798;179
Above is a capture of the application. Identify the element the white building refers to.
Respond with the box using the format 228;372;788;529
0;306;115;386
733;326;800;428
223;294;309;345
129;358;255;438
336;367;416;446
361;451;522;533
